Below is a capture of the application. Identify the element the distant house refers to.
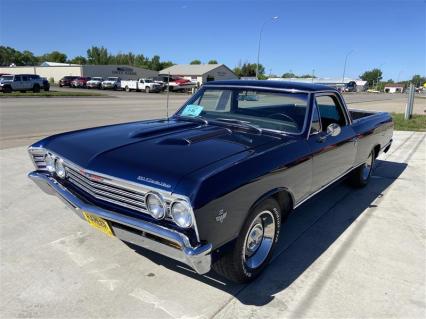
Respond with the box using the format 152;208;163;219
384;83;404;93
159;64;237;86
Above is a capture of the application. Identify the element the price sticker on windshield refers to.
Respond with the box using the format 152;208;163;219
181;104;203;117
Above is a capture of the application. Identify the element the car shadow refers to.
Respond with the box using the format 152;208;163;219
124;159;407;306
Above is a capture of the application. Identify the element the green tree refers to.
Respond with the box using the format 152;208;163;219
360;68;383;87
0;46;38;66
39;51;67;63
282;72;296;78
190;59;201;65
87;46;110;64
208;59;218;64
69;56;87;65
411;74;426;87
233;63;264;77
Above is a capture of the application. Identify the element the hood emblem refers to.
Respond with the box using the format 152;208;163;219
216;209;228;223
79;169;104;182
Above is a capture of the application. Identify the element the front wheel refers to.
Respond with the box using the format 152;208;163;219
32;85;40;93
145;86;150;93
348;149;375;187
212;198;281;283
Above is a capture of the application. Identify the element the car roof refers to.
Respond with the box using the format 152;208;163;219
204;80;336;92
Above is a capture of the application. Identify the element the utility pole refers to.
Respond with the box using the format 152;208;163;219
342;50;354;84
256;16;279;80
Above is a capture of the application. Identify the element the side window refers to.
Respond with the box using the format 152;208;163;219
310;103;321;134
14;75;21;82
315;95;346;130
22;75;29;81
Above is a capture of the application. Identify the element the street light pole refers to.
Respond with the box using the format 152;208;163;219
342;50;354;84
256;16;278;80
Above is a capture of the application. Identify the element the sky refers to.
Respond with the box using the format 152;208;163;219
0;0;425;80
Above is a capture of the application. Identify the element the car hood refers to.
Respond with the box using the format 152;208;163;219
34;119;283;192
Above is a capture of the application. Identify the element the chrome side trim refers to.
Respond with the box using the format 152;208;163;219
294;162;364;209
28;171;212;274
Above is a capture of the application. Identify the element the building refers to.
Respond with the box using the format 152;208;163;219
383;83;404;93
268;77;368;92
159;64;238;85
0;63;158;83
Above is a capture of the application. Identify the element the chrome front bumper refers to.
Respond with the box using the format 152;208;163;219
28;171;212;274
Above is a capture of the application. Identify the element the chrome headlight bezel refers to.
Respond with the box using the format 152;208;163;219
170;199;194;228
145;192;166;220
45;153;56;173
54;158;66;179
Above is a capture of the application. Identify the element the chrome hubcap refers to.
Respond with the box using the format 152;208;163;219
362;152;374;180
243;210;276;269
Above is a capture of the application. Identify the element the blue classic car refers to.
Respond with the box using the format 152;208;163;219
28;80;393;283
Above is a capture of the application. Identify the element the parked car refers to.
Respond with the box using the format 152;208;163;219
156;75;197;92
344;81;357;92
86;77;104;89
71;77;91;88
59;76;79;87
0;74;47;93
101;77;121;90
121;78;162;93
27;80;393;283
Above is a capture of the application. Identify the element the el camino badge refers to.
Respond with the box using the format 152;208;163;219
216;209;228;223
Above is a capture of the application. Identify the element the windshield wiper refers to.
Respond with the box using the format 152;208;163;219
215;118;262;134
173;115;208;125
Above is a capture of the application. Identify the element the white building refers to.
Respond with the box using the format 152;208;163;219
0;63;158;83
159;64;237;86
384;84;404;93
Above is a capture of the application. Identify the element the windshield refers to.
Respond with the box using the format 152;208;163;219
93;77;103;81
107;77;118;81
144;79;153;83
2;75;13;81
175;87;309;134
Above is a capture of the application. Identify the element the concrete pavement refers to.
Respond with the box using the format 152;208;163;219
0;131;425;318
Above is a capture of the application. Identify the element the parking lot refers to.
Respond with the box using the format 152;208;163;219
0;92;425;318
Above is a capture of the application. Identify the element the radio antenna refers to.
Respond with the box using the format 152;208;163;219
166;72;170;121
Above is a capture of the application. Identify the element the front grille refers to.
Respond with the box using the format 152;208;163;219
29;149;47;170
65;164;150;214
63;164;173;220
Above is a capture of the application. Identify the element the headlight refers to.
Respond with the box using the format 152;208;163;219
54;158;66;179
146;193;166;219
171;201;193;228
45;154;55;172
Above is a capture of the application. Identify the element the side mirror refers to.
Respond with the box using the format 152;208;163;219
327;123;341;137
318;123;341;142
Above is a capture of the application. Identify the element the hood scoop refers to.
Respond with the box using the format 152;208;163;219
129;121;195;139
158;127;232;146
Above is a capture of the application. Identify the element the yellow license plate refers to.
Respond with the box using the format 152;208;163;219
82;211;114;237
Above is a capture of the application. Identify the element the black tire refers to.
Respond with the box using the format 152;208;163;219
125;86;130;92
59;84;63;87
20;90;26;93
212;198;281;283
348;149;375;187
3;86;12;93
44;86;50;92
32;85;40;93
145;86;150;93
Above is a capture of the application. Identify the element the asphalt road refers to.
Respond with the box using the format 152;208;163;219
0;89;425;149
1;131;425;318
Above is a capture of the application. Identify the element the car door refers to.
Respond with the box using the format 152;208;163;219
13;75;22;90
21;75;31;90
307;93;358;192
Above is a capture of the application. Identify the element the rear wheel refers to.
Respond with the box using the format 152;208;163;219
125;86;130;92
32;84;40;93
212;198;281;283
349;149;375;187
3;86;12;93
